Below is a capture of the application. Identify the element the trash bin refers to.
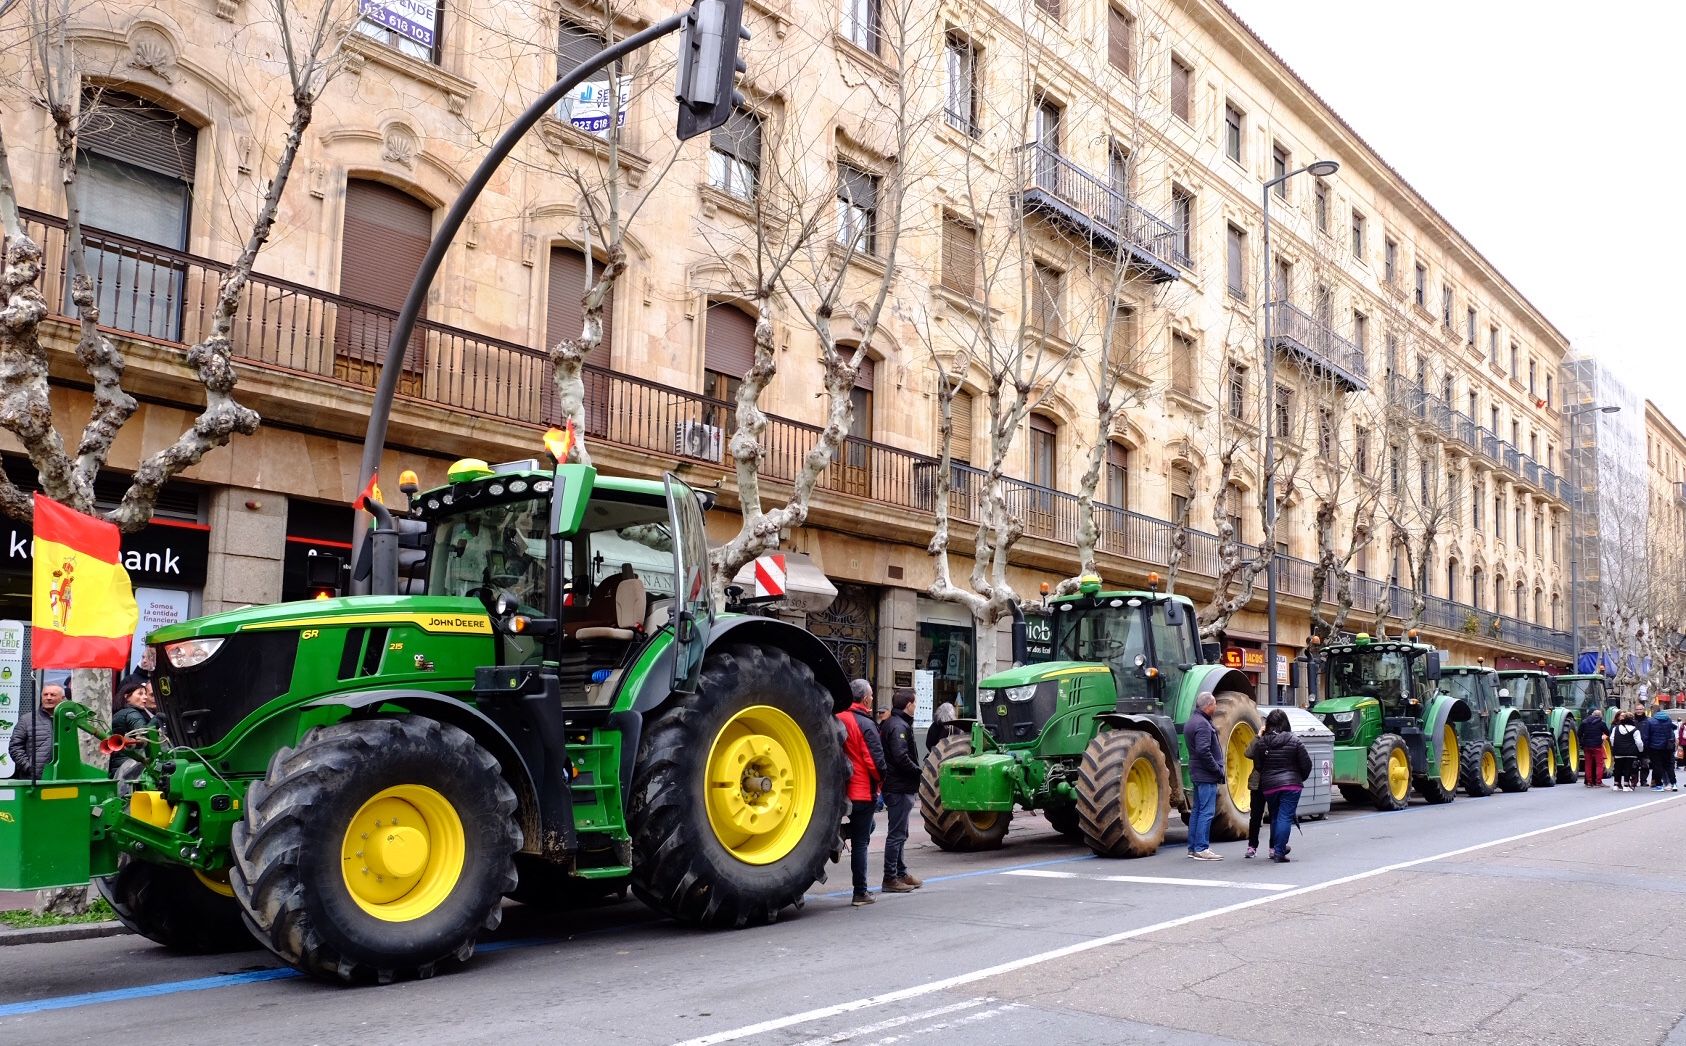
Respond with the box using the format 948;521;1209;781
1277;706;1333;819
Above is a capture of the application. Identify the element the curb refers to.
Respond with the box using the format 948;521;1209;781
0;921;131;947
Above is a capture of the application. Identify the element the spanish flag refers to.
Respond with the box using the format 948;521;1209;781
353;471;383;512
31;494;140;669
544;420;577;463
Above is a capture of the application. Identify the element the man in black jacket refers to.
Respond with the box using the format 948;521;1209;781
878;689;923;893
1577;712;1610;787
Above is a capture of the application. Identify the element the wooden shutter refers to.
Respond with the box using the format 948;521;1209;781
853;356;875;391
79;89;197;182
951;391;973;464
1107;443;1128;508
704;302;756;379
544;246;615;431
1107;8;1132;74
336;180;431;371
941;216;977;297
1171;58;1190;120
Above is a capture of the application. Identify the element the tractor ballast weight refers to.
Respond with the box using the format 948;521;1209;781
0;457;851;983
1314;634;1471;811
1497;669;1580;786
919;580;1264;859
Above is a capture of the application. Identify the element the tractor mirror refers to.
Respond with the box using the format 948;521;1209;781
1423;651;1442;681
1162;599;1184;627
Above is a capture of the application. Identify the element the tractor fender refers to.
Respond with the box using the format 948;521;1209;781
626;617;853;717
1095;712;1186;809
1423;695;1472;767
1176;666;1256;722
304;690;542;853
1547;708;1574;747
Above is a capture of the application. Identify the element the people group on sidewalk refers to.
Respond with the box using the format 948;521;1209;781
1640;706;1679;792
835;680;924;908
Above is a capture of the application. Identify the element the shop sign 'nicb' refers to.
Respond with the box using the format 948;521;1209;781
2;520;209;588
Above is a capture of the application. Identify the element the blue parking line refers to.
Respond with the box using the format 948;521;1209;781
0;968;299;1017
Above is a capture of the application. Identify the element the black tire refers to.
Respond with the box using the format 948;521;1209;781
508;856;628;909
919;735;1013;851
1076;730;1169;859
1208;692;1263;842
1337;783;1373;807
229;716;520;984
1497;719;1532;793
1530;735;1557;788
629;643;848;928
1366;734;1410;811
97;859;254;954
1459;740;1497;797
1414;724;1458;805
1044;803;1083;840
1555;725;1580;785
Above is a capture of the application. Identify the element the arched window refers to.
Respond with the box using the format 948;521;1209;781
1104;442;1129;510
1551;593;1560;629
703;300;754;401
338;179;433;392
1533;588;1543;623
1514;581;1525;620
1026;414;1058;536
1446;558;1459;601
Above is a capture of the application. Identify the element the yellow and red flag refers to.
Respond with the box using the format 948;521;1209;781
544;420;577;463
353;471;383;512
31;494;139;669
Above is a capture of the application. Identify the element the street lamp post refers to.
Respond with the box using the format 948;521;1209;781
1565;402;1620;669
1261;159;1338;705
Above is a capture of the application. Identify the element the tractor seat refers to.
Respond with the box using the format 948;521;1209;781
572;565;647;642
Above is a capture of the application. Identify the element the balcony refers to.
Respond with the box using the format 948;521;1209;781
1265;302;1368;392
1448;409;1477;448
1017;144;1181;283
1676;481;1686;505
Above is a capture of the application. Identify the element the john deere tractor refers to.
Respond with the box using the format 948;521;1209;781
1313;634;1470;810
0;450;851;983
1555;672;1615;768
1437;664;1534;796
1497;668;1580;786
919;578;1263;859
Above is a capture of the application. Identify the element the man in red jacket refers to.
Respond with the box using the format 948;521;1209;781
837;679;888;906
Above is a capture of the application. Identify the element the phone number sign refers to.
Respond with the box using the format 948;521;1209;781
359;0;437;49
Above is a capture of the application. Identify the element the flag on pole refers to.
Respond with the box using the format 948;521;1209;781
353;471;383;511
30;494;139;669
544;420;577;463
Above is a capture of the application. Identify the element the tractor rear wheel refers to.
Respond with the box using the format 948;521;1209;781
1044;804;1084;840
1459;740;1497;797
1497;720;1532;792
1076;730;1169;858
229;716;520;984
1414;724;1458;804
1555;725;1581;784
97;859;254;954
1209;692;1263;842
1366;734;1411;811
1530;735;1557;787
1337;784;1373;807
919;735;1013;851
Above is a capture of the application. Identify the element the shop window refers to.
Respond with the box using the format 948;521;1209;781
917;621;975;719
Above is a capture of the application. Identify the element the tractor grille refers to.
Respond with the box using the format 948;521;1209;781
1321;714;1359;743
155;632;300;749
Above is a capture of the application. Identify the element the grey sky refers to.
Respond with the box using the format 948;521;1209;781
1222;0;1686;428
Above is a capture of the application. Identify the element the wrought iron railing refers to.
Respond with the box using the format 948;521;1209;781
1266;301;1367;383
1017;144;1179;267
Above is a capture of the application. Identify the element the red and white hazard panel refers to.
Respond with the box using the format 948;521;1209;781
752;554;787;599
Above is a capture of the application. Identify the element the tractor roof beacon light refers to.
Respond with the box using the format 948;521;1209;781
1354;633;1371;646
1146;572;1161;594
399;470;420;495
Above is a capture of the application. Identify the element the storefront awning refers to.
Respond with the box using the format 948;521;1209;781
730;551;837;614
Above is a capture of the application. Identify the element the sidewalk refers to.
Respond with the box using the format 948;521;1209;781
1;891;36;913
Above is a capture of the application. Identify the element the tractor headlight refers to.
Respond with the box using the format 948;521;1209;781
164;638;225;669
1333;711;1355;723
1003;684;1039;703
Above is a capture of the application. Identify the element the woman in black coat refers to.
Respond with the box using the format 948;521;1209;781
1255;709;1312;863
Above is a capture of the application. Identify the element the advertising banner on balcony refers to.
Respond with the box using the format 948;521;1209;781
558;76;633;136
358;0;438;49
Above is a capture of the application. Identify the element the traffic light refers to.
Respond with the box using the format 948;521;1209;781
675;0;750;141
306;550;343;600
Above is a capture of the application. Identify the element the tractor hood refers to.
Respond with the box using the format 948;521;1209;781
147;595;492;644
978;661;1109;689
1310;694;1377;716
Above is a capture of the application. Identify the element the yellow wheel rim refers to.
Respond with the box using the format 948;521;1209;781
1566;731;1580;771
1517;735;1532;780
1124;755;1159;835
340;784;465;922
1226;719;1257;813
194;868;236;899
967;811;1001;832
1481;749;1497;788
1545;745;1557;775
1388;747;1410;801
704;704;816;865
1439;725;1459;789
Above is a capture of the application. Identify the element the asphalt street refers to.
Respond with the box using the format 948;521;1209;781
3;784;1684;1046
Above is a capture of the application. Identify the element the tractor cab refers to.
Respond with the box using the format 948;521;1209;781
1438;665;1500;745
1553;674;1612;719
1047;583;1204;717
1496;670;1553;730
1318;635;1442;738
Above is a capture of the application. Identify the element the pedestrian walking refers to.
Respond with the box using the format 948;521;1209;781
1643;706;1677;792
876;688;923;894
7;684;65;778
108;679;157;773
836;679;888;906
1182;692;1224;861
1610;712;1643;792
1254;709;1312;863
1578;711;1610;787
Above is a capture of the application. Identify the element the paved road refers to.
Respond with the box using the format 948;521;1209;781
4;786;1684;1045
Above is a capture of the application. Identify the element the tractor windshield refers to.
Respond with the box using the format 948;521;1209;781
1326;648;1421;714
1554;677;1608;715
1440;672;1497;717
429;496;551;608
1053;601;1153;702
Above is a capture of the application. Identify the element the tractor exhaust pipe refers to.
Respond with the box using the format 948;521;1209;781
1010;601;1027;667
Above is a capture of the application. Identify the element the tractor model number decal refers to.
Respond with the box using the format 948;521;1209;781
301;629;321;640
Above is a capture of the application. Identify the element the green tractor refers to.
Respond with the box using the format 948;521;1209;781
0;452;853;983
1437;664;1534;796
1555;672;1615;768
1313;634;1469;810
918;578;1263;859
1497;669;1580;786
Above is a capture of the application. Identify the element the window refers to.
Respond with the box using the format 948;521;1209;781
1468;390;1479;420
1107;7;1134;77
1447;558;1459;601
1545;374;1553;407
1414;263;1427;307
1271;143;1289;197
1318;408;1334;457
1419;459;1430;502
708;108;761;200
841;0;880;52
1107;302;1139;372
1551;521;1559;562
1314;179;1329;232
1272;256;1291;303
1389;443;1402;494
1224;102;1243;163
1226;223;1247;302
1528;359;1537;396
1171;185;1194;265
1105;443;1129;509
1108;143;1132;202
1171;330;1197;394
1509;342;1519;379
1514;581;1525;618
835;162;878;253
1031;261;1063;336
338;180;433;388
951;390;974;465
1441;283;1453;328
1350;210;1366;259
359;0;443;63
1466;307;1476;346
1514;502;1524;546
703;302;755;421
1034;0;1060;17
1472;568;1485;610
1385;332;1399;375
1493;490;1503;537
1170;55;1192;123
1441;375;1454;406
1171;465;1193;522
557;22;625;136
1383;237;1397;284
944;32;978;136
1354;426;1370;475
1030;415;1057;486
1353;311;1368;352
1472;475;1484;529
1226;362;1248;420
1490;406;1501;433
1275;386;1293;439
940;214;978;298
1534;513;1543;552
1488;325;1499;364
1033;97;1062;188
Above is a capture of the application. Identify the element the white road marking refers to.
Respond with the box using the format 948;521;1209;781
787;998;993;1046
670;794;1683;1046
1004;868;1293;891
863;1002;1024;1044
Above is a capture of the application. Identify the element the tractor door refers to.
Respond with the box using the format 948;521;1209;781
665;473;715;693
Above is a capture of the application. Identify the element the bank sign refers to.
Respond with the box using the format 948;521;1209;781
2;519;208;588
359;0;437;49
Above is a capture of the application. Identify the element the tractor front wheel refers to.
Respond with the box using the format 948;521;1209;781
1209;692;1264;842
630;643;847;927
1460;740;1497;797
1497;720;1532;792
1556;726;1581;785
919;735;1013;851
97;859;254;954
1366;734;1411;811
1530;735;1558;788
229;716;520;984
1414;724;1458;805
1076;730;1170;859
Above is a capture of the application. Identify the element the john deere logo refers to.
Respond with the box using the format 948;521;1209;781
996;704;1007;716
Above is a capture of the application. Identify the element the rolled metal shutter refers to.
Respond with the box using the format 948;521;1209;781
78;89;197;182
951;391;973;464
544;246;613;431
704;302;756;380
336;180;431;368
